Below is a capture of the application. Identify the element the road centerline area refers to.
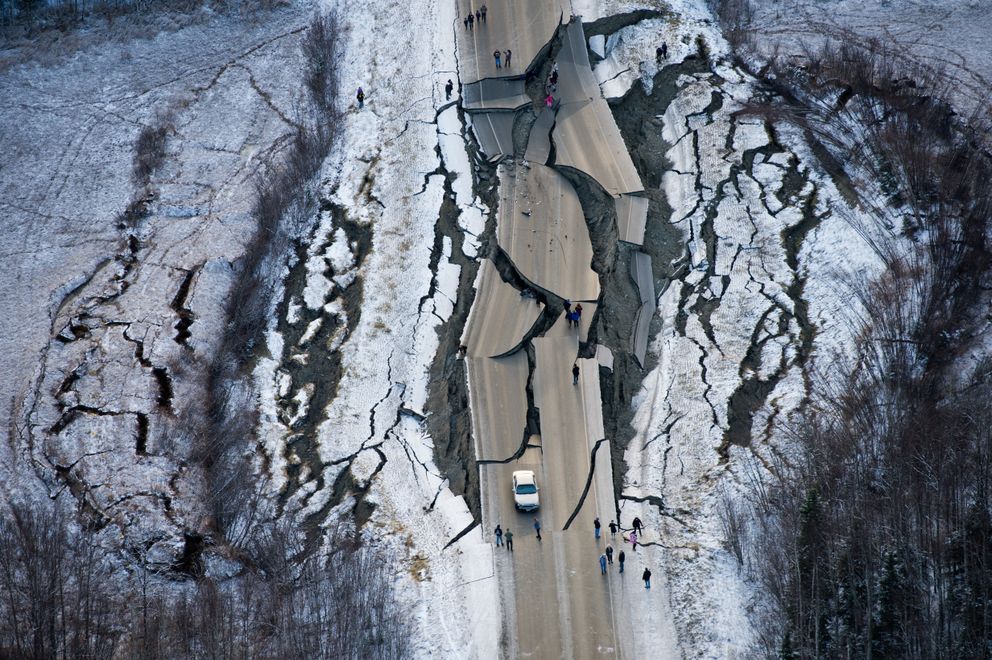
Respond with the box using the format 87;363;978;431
455;3;656;657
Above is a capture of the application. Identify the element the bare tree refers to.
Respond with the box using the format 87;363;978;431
728;40;992;658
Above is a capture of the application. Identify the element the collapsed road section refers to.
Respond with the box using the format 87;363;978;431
452;2;676;656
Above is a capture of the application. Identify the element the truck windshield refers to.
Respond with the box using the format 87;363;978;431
516;484;537;494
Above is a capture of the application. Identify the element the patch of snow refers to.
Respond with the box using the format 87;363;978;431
589;34;606;59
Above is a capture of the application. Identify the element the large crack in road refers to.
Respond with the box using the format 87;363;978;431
444;9;698;656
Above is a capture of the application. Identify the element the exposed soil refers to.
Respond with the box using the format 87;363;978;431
273;200;373;509
592;54;711;503
425;99;503;521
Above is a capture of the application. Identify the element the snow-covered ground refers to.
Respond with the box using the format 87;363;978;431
251;0;493;653
2;0;487;652
581;1;896;656
747;0;992;113
2;0;963;655
1;2;314;553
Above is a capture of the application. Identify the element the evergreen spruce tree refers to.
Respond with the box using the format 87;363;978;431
947;501;992;655
797;487;828;654
873;549;909;658
779;629;798;660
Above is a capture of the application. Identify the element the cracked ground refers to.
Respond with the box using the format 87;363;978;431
1;5;315;564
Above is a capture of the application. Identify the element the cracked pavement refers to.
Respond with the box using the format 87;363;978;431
456;5;671;657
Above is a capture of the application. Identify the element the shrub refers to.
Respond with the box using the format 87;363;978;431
200;11;342;549
133;110;174;184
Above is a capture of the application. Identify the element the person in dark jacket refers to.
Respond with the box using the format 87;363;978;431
643;567;652;588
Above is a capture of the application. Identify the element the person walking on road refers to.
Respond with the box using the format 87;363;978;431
643;567;652;589
609;520;617;537
494;50;501;68
356;87;365;109
594;517;602;540
464;16;469;29
605;545;614;565
629;530;638;551
633;516;643;534
504;49;511;67
534;518;542;541
572;363;580;385
564;299;572;313
445;79;454;101
480;4;487;22
505;529;514;551
599;553;608;575
467;12;474;29
494;525;503;546
475;9;481;24
618;550;626;573
575;303;583;322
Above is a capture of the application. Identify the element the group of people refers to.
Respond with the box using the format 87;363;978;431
655;41;668;63
596;516;651;587
544;62;559;108
493;517;541;550
604;516;644;550
494;524;513;550
493;49;512;69
463;4;487;29
565;299;584;385
495;515;652;587
564;299;583;329
364;37;664;118
598;543;624;574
